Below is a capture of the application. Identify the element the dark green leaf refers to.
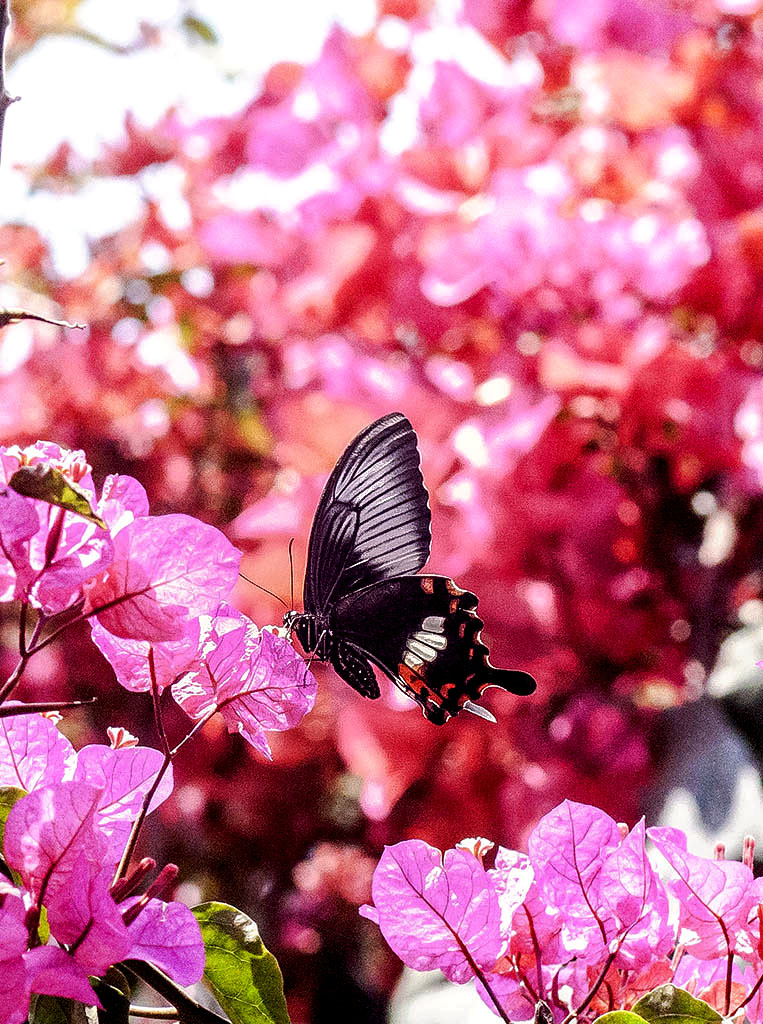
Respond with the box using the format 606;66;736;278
9;465;107;529
193;902;290;1024
30;996;98;1024
633;986;722;1024
94;968;131;1024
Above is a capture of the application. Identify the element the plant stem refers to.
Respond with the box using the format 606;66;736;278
18;600;27;655
0;651;29;704
170;709;216;756
150;649;171;758
733;970;763;1014
0;697;96;717
561;950;617;1024
113;752;172;882
122;962;229;1024
724;950;734;1017
0;0;16;170
129;1008;180;1020
523;903;545;1001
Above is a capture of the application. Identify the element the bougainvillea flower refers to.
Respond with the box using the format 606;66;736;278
96;473;150;535
4;781;107;904
598;819;672;969
84;514;241;641
359;840;502;983
527;799;621;957
487;846;534;940
72;743;174;859
0;443;115;614
0;881;100;1024
649;826;758;959
173;607;316;757
45;858;132;974
0;486;39;603
90;617;202;694
0;707;77;792
124;896;206;986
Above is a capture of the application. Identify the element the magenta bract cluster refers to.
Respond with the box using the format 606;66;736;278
362;799;763;1021
0;440;318;1021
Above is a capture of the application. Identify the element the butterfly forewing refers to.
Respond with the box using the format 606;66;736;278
303;413;431;614
331;575;536;724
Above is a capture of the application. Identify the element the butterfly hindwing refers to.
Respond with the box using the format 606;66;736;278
332;575;536;724
303;413;431;615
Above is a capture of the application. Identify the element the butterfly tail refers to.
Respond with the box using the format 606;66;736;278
488;667;537;696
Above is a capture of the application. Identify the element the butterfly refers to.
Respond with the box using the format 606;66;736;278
284;412;536;724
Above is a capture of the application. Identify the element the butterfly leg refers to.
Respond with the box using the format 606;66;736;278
330;641;380;700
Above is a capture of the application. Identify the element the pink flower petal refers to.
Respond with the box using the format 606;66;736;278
598;819;673;969
126;898;205;986
4;782;106;903
173;612;315;758
97;473;150;535
74;744;173;859
25;946;101;1006
45;858;131;974
84;514;241;641
364;840;502;983
0;710;77;792
90;618;202;693
649;826;756;959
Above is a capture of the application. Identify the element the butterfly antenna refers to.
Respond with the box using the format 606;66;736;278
288;537;296;612
463;700;497;724
238;572;289;610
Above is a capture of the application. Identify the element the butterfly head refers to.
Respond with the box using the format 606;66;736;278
283;609;332;660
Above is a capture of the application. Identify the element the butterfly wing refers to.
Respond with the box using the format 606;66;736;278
303;413;431;614
331;575;536;724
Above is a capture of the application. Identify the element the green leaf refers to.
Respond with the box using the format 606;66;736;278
193;901;291;1024
633;986;722;1024
0;785;26;839
8;465;107;529
595;1013;648;1024
0;786;26;883
30;996;98;1024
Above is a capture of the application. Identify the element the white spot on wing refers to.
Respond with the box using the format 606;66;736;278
421;615;446;632
407;638;438;662
412;631;447;651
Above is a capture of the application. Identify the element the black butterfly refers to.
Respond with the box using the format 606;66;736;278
284;412;536;724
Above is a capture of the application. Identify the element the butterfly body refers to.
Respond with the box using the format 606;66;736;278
286;413;536;724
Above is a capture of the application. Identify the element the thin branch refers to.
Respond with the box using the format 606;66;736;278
561;950;617;1024
733;968;763;1014
129;1008;180;1020
121;963;229;1024
0;652;30;704
170;709;216;757
149;649;171;758
0;0;18;171
113;753;172;882
724;949;734;1017
0;697;96;717
0;308;85;330
18;601;27;656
